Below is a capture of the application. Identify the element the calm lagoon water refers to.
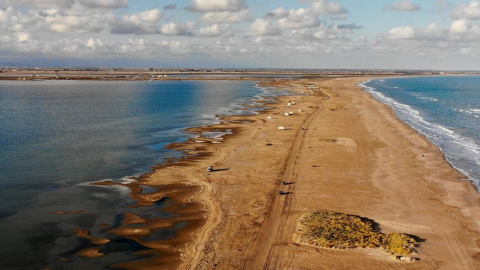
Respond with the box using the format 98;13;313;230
363;76;480;190
0;80;287;269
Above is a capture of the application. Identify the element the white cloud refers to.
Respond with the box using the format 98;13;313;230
161;40;192;55
118;38;146;53
86;38;105;49
48;13;107;33
310;0;347;15
160;22;188;36
266;7;289;19
200;9;253;23
248;19;281;35
111;9;163;35
2;0;480;69
460;47;474;55
450;19;470;34
37;37;150;56
198;24;232;37
278;8;320;29
49;16;88;33
423;23;444;38
313;30;329;40
15;32;31;43
0;6;116;34
289;23;356;41
378;21;480;46
358;35;368;43
0;7;13;23
388;26;416;39
387;0;420;12
131;9;163;23
188;0;247;12
451;1;480;20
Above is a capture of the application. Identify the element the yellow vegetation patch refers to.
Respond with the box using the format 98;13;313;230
298;211;417;256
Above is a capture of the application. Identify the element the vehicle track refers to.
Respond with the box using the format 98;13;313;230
243;97;324;269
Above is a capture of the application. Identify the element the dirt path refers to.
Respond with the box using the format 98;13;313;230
247;94;323;269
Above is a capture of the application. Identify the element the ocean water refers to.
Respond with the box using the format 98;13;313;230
0;80;288;269
362;76;480;190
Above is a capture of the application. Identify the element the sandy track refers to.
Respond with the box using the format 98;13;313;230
252;91;323;269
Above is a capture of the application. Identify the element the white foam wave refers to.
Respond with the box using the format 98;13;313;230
412;92;438;102
467;109;480;115
361;80;480;190
420;96;438;102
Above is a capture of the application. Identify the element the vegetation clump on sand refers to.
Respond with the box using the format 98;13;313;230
298;211;416;256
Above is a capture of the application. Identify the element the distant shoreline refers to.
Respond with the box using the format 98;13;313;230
0;69;473;81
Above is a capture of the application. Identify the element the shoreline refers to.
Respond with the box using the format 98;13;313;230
77;75;480;268
361;77;480;193
78;80;292;268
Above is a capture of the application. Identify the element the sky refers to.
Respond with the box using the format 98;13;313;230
1;0;480;70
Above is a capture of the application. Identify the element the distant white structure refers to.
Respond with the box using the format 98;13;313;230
278;126;285;130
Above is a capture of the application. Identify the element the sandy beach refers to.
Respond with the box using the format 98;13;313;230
105;76;480;269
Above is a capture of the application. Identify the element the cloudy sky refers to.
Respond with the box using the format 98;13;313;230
1;0;480;70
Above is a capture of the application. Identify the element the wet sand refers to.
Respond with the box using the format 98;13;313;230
90;76;480;269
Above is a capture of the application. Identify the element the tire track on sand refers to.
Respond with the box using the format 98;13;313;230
245;99;323;269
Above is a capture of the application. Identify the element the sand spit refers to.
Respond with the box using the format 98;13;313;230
78;76;480;269
172;77;480;269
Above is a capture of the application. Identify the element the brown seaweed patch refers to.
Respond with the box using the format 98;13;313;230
76;247;104;258
124;212;147;224
297;211;418;257
73;228;110;245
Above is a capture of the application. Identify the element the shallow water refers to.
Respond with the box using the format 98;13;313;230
0;80;289;269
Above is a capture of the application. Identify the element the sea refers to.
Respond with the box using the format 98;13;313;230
0;79;290;269
362;76;480;190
